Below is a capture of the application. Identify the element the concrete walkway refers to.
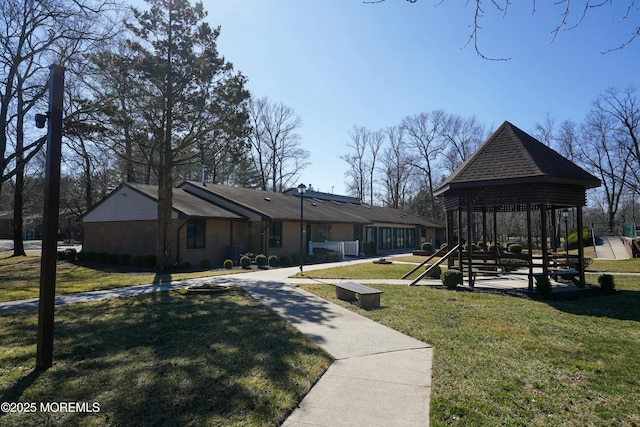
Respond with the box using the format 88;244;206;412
595;236;632;260
0;259;433;426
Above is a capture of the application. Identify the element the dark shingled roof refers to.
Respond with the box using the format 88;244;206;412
436;121;601;193
180;181;443;227
127;183;243;219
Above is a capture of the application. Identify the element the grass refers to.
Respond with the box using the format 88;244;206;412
0;288;331;426
589;258;640;273
0;253;245;302
296;261;433;280
298;274;640;426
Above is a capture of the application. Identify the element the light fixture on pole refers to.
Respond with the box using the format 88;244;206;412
562;208;569;253
297;183;307;275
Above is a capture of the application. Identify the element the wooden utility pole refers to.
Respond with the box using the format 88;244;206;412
36;64;65;370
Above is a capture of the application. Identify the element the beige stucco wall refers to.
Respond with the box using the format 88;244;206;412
330;223;353;241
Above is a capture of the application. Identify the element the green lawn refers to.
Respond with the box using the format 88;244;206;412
0;254;244;302
0;288;331;426
298;274;640;426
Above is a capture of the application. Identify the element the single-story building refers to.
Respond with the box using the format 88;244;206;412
0;212;12;239
80;181;445;267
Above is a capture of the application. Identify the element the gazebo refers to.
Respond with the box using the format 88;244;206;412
433;121;601;290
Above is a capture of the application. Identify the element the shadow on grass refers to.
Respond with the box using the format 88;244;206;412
545;289;640;322
0;289;329;426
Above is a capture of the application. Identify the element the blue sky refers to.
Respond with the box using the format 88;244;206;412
201;0;639;195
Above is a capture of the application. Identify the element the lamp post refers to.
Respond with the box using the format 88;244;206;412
297;183;307;275
562;208;569;253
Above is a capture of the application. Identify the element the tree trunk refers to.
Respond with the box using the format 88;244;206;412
12;89;25;257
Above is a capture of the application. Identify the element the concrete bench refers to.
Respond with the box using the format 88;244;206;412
335;281;382;309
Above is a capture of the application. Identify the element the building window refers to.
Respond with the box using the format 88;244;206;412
406;228;416;248
394;228;405;248
269;221;282;248
187;219;206;249
379;227;392;250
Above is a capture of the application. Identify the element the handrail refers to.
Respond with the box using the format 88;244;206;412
591;223;597;258
409;244;460;286
401;245;447;279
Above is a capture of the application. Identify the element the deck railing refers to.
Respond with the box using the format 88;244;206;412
308;240;359;259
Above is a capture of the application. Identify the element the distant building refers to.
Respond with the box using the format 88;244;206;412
80;181;444;266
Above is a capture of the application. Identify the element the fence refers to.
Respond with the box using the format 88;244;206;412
308;240;360;259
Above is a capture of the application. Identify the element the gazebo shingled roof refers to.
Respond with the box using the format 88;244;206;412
435;121;601;210
433;121;601;290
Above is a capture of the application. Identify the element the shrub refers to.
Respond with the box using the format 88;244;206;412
142;254;157;269
502;259;528;271
311;248;341;263
240;256;251;269
268;255;279;267
535;274;551;297
96;252;107;263
77;251;87;262
279;255;290;267
84;251;96;262
106;253;118;264
441;269;463;289
488;243;500;253
362;241;376;255
507;243;522;254
255;254;268;267
477;241;487;250
597;274;615;292
421;242;433;252
57;248;77;261
425;264;441;279
567;226;590;248
180;262;192;270
440;242;448;249
117;254;131;266
131;255;143;267
201;259;212;270
223;259;234;269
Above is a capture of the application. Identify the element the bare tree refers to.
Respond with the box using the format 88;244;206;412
370;1;640;58
555;119;580;162
533;113;556;147
0;0;122;256
400;110;445;217
341;126;369;202
578;108;629;232
441;114;485;174
248;96;308;192
594;86;640;196
380;126;414;209
367;129;385;206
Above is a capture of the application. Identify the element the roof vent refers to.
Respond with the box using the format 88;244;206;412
264;197;271;202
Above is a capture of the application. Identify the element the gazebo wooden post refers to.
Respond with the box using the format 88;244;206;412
576;205;586;286
493;208;499;267
457;208;463;271
551;209;558;252
467;204;474;287
526;204;534;292
482;207;488;250
447;210;455;269
540;204;549;278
